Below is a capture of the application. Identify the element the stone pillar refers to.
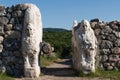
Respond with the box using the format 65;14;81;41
22;3;42;78
72;20;97;74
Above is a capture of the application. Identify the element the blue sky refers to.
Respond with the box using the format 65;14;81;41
0;0;120;29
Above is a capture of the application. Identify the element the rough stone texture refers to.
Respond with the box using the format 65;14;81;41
0;3;42;77
0;26;4;35
4;24;13;31
72;20;97;74
114;39;120;47
0;6;6;16
0;17;9;25
41;42;53;55
0;36;3;43
100;49;111;55
72;18;120;72
24;67;39;78
5;30;21;39
41;41;55;57
111;47;120;54
22;3;42;78
0;4;25;77
100;40;113;49
0;44;3;52
90;19;120;71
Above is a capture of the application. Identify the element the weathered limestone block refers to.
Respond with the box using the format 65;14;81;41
5;30;21;39
14;24;22;31
72;20;97;74
109;21;119;31
12;10;23;17
0;36;3;43
99;26;112;36
106;34;116;42
101;55;108;62
4;24;13;31
9;18;14;24
100;49;111;55
113;31;120;38
0;6;6;16
94;29;101;36
0;26;4;35
41;42;52;54
100;40;113;49
0;17;9;25
107;66;113;70
97;22;106;29
22;3;42;77
6;13;11;19
117;61;120;68
41;42;55;57
90;22;97;29
111;47;120;54
0;44;3;52
3;38;20;51
24;67;38;78
103;62;110;68
114;39;120;47
109;55;119;62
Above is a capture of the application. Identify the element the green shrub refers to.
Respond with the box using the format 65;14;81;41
40;56;57;67
43;31;72;58
76;68;120;80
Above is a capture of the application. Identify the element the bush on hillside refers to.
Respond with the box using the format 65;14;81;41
43;31;72;58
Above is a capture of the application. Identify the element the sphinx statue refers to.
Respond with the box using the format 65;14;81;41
22;3;42;77
72;20;97;74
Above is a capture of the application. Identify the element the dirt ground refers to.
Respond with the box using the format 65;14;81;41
16;58;110;80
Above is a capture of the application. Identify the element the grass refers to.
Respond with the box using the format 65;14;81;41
76;69;120;80
40;54;120;80
40;55;57;67
0;73;14;80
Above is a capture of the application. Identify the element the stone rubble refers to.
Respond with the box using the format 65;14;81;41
41;41;54;57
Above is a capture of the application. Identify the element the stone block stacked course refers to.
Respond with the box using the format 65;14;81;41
90;19;120;71
0;4;24;77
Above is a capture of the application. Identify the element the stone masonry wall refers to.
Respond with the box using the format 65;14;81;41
0;4;27;77
90;19;120;71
